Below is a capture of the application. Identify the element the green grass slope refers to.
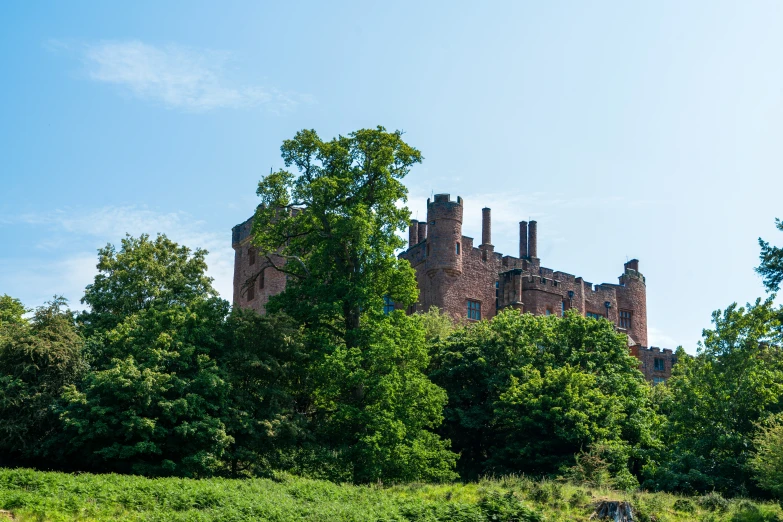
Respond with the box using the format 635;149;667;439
1;468;781;521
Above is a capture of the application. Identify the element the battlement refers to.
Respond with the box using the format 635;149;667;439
232;214;255;246
640;346;674;355
429;193;463;206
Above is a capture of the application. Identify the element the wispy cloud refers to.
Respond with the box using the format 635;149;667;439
4;206;235;307
50;39;309;112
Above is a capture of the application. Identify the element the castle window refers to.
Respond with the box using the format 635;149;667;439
248;247;256;266
653;377;666;385
619;309;632;329
561;301;566;316
495;281;499;310
259;269;265;290
545;309;552;316
247;284;255;301
586;312;602;320
467;299;481;320
456;242;460;255
653;358;665;372
383;296;395;315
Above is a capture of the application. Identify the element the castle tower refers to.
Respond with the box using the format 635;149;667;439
617;259;648;347
425;194;463;276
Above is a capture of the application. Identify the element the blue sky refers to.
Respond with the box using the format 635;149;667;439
2;1;782;351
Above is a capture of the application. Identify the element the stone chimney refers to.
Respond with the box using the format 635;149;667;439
409;220;419;247
481;207;492;246
417;221;427;242
528;220;538;258
519;221;528;258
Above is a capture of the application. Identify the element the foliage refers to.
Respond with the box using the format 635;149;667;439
214;308;310;477
0;297;84;461
60;235;232;477
251;126;421;345
0;294;27;329
79;233;216;337
649;299;783;496
429;309;657;479
418;306;455;342
757;218;783;293
312;311;457;483
750;413;783;500
249;127;456;483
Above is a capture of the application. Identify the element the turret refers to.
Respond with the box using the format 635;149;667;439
617;258;648;347
425;194;464;275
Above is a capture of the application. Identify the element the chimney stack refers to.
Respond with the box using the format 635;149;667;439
528;220;538;258
418;221;427;243
409;220;419;247
519;221;528;258
481;207;492;246
624;259;639;272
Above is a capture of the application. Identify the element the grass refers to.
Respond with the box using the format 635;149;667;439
0;468;781;521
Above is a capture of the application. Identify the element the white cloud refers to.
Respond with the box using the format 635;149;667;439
53;39;309;112
5;206;235;307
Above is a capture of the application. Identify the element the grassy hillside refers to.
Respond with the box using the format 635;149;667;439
0;468;781;521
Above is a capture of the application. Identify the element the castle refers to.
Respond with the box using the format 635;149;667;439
232;194;674;383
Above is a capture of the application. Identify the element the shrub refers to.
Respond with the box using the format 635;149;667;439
672;498;695;513
698;492;730;512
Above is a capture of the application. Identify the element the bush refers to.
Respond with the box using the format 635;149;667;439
698;492;730;512
672;498;695;513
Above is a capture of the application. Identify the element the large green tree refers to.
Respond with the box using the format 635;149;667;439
249;127;457;482
649;299;783;496
429;310;658;480
0;297;85;462
252;127;420;346
61;234;232;477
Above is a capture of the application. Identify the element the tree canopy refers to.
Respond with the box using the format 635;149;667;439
757;218;783;293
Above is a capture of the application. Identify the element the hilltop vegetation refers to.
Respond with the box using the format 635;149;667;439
2;128;783;511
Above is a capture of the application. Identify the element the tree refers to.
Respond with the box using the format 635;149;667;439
757;218;783;293
430;309;656;479
750;413;783;500
249;127;456;482
0;297;84;462
215;309;310;477
61;235;232;477
650;299;783;496
0;294;27;329
79;234;215;337
251;127;421;346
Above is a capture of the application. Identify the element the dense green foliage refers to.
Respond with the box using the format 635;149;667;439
3;128;783;505
249;127;456;483
430;310;657;481
0;298;84;462
750;413;783;501
647;299;783;496
757;218;783;293
2;468;782;522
